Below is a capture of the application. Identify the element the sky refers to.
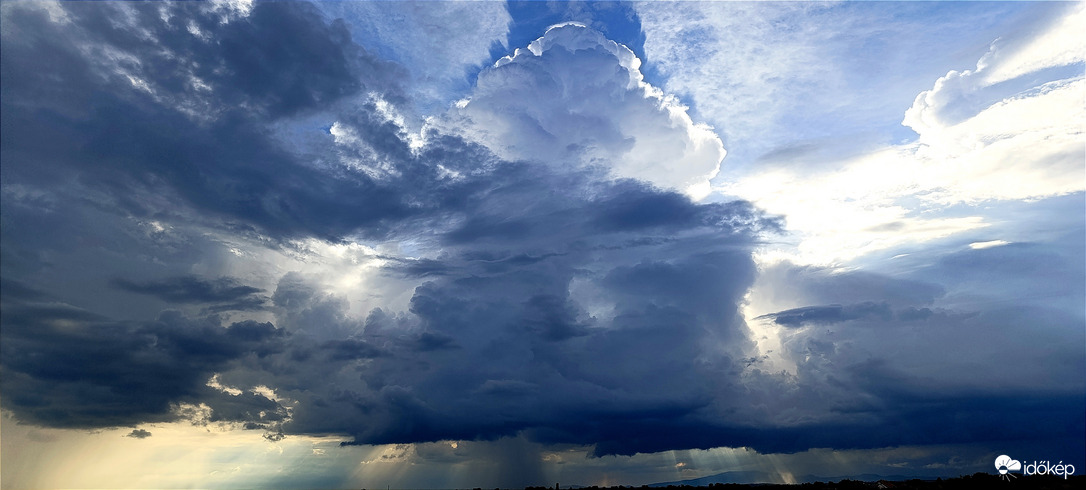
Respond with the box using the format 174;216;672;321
0;1;1083;488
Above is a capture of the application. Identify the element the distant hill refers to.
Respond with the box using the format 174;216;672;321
649;471;920;486
797;473;917;483
648;470;775;486
647;471;777;486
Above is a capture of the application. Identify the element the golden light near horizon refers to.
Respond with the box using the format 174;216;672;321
0;412;347;489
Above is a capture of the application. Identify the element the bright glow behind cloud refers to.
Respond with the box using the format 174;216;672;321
980;3;1086;85
717;5;1084;265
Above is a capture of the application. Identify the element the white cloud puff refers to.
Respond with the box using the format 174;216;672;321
979;3;1086;85
719;4;1084;265
444;23;725;199
898;3;1084;205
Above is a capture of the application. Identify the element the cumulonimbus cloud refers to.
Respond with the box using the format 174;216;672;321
443;23;725;200
1;0;1082;464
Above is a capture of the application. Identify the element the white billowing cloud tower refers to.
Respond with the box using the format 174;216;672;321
446;23;725;200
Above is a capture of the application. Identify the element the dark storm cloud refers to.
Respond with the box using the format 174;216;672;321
757;263;947;310
0;291;285;428
819;361;1085;457
0;277;48;302
937;241;1072;278
1;0;418;242
1;1;400;118
519;294;589;341
382;257;453;278
930;238;1086;313
324;339;386;361
412;331;460;352
249;172;775;454
749;254;1084;460
757;301;893;327
110;275;268;312
126;429;152;439
591;183;700;231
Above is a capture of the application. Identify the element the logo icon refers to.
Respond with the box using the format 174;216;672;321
995;455;1021;480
